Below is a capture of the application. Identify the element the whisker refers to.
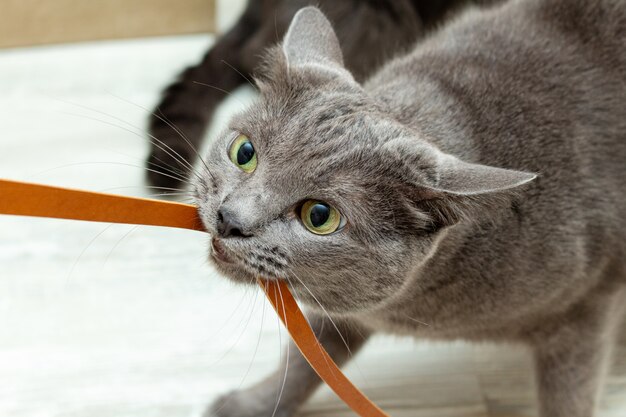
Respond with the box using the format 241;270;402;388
53;97;203;181
221;59;257;91
145;191;195;198
144;193;195;203
282;279;358;382
272;283;285;414
66;224;115;286
99;185;191;193
103;225;139;267
272;280;290;417
60;110;203;183
286;274;338;380
100;147;195;188
240;290;266;384
146;154;195;182
289;272;372;388
152;107;217;184
191;81;248;110
284;277;356;385
192;81;246;181
104;149;194;186
205;284;253;343
211;289;267;417
110;92;192;147
208;288;259;367
288;272;353;358
109;92;216;183
403;313;430;327
28;160;195;188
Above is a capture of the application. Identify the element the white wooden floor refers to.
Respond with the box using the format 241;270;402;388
1;28;626;417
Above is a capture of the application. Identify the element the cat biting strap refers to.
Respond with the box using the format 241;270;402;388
0;178;389;417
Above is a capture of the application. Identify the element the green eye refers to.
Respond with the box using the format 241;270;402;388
229;134;257;173
300;200;342;235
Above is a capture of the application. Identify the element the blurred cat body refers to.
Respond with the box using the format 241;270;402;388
195;1;626;416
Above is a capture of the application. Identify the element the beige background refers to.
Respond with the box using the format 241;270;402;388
0;0;216;48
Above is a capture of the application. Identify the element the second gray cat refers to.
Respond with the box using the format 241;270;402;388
194;1;626;416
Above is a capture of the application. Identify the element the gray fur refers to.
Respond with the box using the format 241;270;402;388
196;1;626;416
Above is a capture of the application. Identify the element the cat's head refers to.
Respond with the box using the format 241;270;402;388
195;7;535;315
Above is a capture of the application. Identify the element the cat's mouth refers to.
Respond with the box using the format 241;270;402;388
209;237;290;286
211;237;234;264
209;237;266;284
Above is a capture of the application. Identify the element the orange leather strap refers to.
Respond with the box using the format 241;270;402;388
0;178;389;417
0;179;205;231
261;279;388;417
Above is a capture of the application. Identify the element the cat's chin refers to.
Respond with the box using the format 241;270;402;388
208;253;252;284
209;251;268;286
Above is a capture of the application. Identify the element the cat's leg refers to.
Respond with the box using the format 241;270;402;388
205;315;370;417
531;290;625;417
146;0;265;189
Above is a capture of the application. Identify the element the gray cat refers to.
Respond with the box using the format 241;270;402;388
194;1;626;416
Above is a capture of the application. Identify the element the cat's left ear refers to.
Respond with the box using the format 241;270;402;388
282;7;354;80
427;152;537;197
388;139;537;227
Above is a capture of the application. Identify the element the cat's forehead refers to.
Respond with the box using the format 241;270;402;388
227;84;410;196
259;112;382;182
236;92;388;157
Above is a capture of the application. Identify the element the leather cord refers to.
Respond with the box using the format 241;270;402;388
261;279;388;416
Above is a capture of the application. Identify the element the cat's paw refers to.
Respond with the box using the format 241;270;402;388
203;390;292;417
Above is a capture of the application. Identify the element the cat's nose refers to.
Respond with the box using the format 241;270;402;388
216;208;252;238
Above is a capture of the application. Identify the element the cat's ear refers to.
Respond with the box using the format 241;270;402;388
388;139;537;228
282;7;352;79
429;152;537;197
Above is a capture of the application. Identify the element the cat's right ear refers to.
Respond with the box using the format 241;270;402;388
282;7;353;80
